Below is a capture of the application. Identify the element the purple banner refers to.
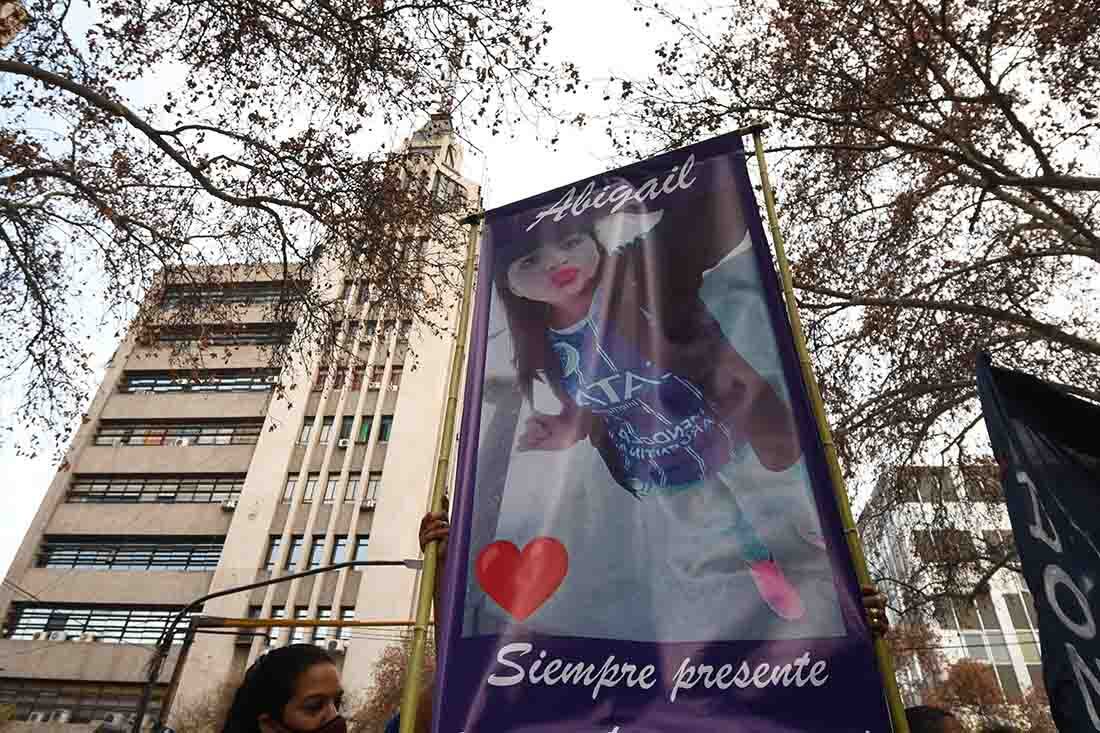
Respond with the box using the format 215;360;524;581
435;133;892;732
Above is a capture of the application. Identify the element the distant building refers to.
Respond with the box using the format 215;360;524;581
0;114;477;726
861;464;1043;703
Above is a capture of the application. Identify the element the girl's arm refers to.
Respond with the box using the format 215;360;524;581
710;345;801;471
516;399;590;452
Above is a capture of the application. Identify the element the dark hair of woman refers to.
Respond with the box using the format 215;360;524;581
493;230;607;402
222;644;336;733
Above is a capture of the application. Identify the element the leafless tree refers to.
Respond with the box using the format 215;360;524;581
1;0;575;455
610;0;1099;607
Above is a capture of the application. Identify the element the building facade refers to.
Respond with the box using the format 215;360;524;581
0;117;477;727
861;465;1044;705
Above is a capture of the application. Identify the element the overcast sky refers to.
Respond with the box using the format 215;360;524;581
0;1;708;576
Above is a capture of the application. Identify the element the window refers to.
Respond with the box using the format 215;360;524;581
307;537;326;570
67;474;245;503
323;477;338;504
0;679;163;723
366;472;382;503
379;415;394;442
314;366;329;392
369;365;385;389
303;473;319;503
432;172;461;202
358;416;373;443
331;537;348;565
317;417;334;444
397;319;413;343
285;536;304;570
344;473;360;503
151;323;293;347
350;365;366;391
162;280;306;306
119;369;278;393
962;465;1004;502
339;607;356;640
4;604;195;645
94;419;263;446
292;607;311;643
389;366;403;390
912;529;975;564
283;476;297;503
339;416;355;442
36;536;223;571
353;536;369;563
265;537;282;571
299;419;313;444
269;606;287;645
897;467;956;502
315;606;334;643
332;367;346;390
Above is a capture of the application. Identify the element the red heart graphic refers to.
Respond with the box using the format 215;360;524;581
475;538;568;621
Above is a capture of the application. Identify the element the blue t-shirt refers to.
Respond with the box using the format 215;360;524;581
548;302;735;492
384;715;399;733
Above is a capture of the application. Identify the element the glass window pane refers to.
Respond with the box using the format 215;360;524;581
963;632;988;660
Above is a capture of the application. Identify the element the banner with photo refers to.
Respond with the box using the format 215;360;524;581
434;132;893;731
977;354;1100;732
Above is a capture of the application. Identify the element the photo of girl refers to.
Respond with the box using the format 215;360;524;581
462;151;845;643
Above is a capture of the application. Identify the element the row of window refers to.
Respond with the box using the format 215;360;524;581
36;536;223;571
265;534;368;571
911;528;1014;564
315;364;402;392
162;281;307;306
896;466;1003;503
934;590;1041;701
94;419;264;446
283;471;381;505
299;415;394;446
4;604;195;645
0;679;162;723
119;369;279;393
66;475;244;503
248;606;357;644
151;323;293;347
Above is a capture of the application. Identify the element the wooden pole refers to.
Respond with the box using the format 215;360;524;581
398;214;481;733
750;129;910;733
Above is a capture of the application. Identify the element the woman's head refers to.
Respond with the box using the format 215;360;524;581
222;644;343;733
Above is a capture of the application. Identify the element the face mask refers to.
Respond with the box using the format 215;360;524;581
274;713;347;733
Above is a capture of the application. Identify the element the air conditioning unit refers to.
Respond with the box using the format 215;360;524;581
221;498;239;512
388;383;399;391
49;709;72;723
171;437;193;447
364;498;377;510
111;437;125;447
324;638;344;654
47;631;69;641
78;632;100;642
367;381;382;390
340;640;351;653
28;712;48;723
32;631;50;640
337;438;351;449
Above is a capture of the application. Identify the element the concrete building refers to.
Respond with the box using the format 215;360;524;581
0;115;477;726
861;465;1044;704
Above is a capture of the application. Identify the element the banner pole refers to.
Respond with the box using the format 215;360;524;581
750;130;910;733
399;213;481;733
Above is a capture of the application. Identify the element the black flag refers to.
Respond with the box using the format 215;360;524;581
977;352;1100;732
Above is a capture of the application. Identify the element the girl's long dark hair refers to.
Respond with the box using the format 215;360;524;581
221;644;336;733
494;232;606;402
